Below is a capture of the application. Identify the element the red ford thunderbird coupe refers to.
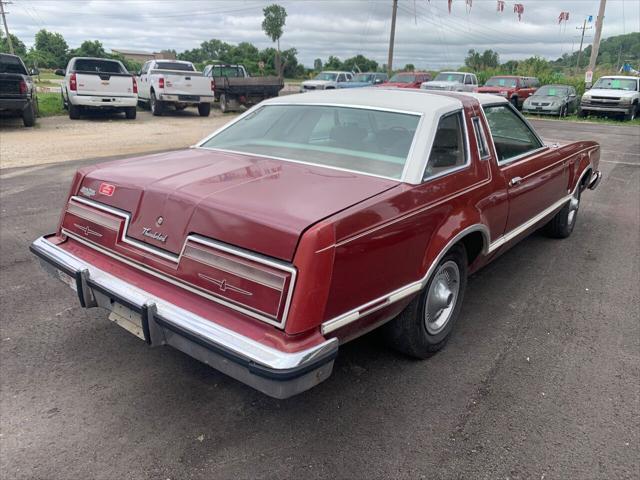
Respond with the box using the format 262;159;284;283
31;89;602;398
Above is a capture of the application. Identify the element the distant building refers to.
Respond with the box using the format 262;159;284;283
111;49;176;63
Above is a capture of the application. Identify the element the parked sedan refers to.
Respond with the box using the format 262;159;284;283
32;89;601;398
523;84;578;117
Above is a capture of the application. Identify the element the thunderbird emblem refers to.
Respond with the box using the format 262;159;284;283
142;227;168;243
74;223;102;238
198;273;252;296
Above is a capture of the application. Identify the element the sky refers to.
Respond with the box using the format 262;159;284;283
6;0;640;69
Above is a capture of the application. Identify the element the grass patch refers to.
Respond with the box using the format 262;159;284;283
524;112;640;126
36;92;65;117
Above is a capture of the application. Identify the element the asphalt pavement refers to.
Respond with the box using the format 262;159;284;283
1;119;638;479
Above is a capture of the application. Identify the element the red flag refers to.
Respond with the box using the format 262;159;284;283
448;0;453;13
514;3;524;21
466;0;473;10
497;1;505;12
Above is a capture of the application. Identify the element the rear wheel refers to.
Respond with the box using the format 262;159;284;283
69;104;81;120
23;101;36;127
219;94;229;113
384;245;468;358
545;187;580;238
198;103;211;117
150;91;163;116
125;107;137;119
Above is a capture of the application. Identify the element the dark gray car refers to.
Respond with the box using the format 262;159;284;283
523;84;577;117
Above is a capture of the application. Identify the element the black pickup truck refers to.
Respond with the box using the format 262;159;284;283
0;53;37;127
203;63;283;113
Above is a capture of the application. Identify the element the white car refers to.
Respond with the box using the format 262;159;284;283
300;71;353;92
421;72;478;92
137;59;214;116
57;57;138;120
579;75;640;121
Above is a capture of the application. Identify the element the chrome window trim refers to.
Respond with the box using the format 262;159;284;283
67;196;297;329
419;109;471;183
195;102;426;183
471;116;491;160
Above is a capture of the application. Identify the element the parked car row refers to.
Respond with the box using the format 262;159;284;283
301;69;640;121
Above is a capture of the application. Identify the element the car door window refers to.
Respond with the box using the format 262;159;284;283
483;104;543;163
464;75;473;85
337;73;345;82
423;111;467;180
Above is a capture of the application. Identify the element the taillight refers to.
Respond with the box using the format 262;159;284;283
132;76;138;94
158;77;164;89
69;73;77;91
19;80;28;94
211;79;215;92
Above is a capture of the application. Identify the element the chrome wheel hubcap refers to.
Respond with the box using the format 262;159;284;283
568;193;580;225
425;261;460;335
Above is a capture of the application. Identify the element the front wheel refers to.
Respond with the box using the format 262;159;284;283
577;108;587;118
198;103;211;117
384;245;468;359
624;104;637;121
545;187;580;238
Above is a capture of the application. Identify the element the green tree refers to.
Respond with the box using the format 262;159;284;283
324;55;342;70
261;4;287;78
343;54;378;72
313;58;323;71
481;49;500;69
403;63;415;72
0;31;27;57
34;29;68;68
70;40;107;58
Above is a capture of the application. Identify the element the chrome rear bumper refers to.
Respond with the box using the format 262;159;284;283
30;236;338;399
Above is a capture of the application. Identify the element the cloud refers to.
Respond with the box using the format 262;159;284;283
8;0;640;68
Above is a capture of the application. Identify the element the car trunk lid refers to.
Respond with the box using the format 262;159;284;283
76;148;399;261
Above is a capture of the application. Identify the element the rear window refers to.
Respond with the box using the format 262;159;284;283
211;66;243;77
0;55;27;75
201;104;421;179
73;59;125;74
155;62;195;71
485;77;518;88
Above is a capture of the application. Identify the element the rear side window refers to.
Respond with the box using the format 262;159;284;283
424;111;467;180
73;59;125;74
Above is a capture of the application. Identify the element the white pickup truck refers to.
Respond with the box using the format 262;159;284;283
56;57;138;120
579;75;640;121
137;60;214;116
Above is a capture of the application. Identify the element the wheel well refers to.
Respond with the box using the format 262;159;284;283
457;231;485;266
579;167;592;190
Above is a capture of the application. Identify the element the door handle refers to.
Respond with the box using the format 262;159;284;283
509;176;523;187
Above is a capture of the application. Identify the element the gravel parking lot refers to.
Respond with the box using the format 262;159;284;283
1;119;638;479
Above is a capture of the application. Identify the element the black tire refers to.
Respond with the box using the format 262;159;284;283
559;104;567;118
69;104;81;120
624;103;637;121
198;103;211;117
384;245;468;359
511;96;519;109
577;108;587;118
23;102;36;127
219;94;228;113
545;187;580;239
125;107;137;119
150;91;163;116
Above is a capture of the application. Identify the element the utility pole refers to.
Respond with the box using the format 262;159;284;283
387;0;398;76
0;1;14;55
587;0;607;83
575;19;591;71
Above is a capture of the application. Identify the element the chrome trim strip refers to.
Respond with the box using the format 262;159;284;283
31;235;338;371
66;197;297;329
321;224;490;335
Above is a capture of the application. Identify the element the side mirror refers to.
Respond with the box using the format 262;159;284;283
30;68;39;76
54;69;65;76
